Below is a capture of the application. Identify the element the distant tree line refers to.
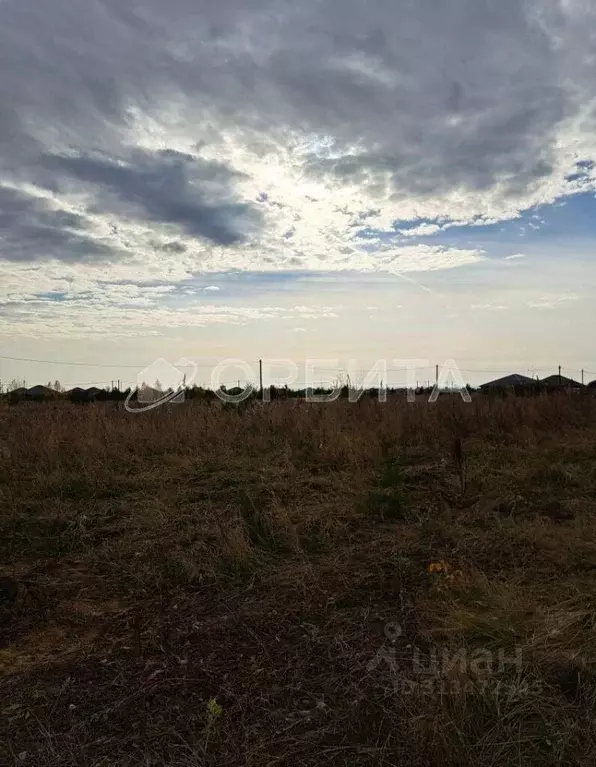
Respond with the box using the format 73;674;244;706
2;379;595;406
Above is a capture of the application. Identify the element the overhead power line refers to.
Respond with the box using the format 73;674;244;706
1;352;594;382
0;353;213;369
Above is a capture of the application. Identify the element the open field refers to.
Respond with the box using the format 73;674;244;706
2;394;596;766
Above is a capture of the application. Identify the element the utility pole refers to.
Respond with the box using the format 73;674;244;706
582;368;585;386
558;365;562;385
259;359;263;396
435;364;439;387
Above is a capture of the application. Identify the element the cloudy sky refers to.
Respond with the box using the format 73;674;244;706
1;0;596;389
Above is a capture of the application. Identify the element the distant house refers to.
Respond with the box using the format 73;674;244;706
23;385;57;402
539;374;583;389
67;387;89;403
480;373;537;391
7;387;28;404
67;386;104;403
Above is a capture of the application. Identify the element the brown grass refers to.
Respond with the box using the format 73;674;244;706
1;393;596;765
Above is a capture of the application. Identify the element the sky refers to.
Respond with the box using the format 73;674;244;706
1;0;596;389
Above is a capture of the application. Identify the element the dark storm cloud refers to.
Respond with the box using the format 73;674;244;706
0;185;113;262
262;0;568;197
43;149;262;246
0;0;595;264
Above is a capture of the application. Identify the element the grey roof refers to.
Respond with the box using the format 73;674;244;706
26;385;55;396
539;374;583;387
481;373;536;388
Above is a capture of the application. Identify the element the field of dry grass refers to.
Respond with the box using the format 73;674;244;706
2;393;596;766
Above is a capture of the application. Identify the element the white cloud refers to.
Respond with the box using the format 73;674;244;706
527;293;580;309
398;223;442;237
505;253;527;260
0;299;341;338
